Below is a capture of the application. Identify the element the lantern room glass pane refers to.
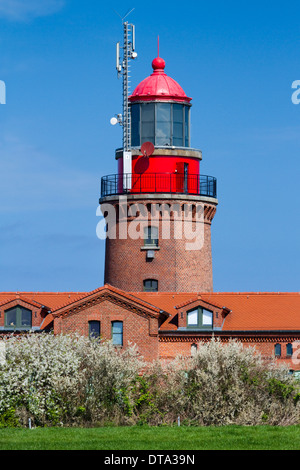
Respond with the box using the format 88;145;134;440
173;104;184;146
131;104;140;147
184;106;190;147
141;103;155;144
156;103;171;146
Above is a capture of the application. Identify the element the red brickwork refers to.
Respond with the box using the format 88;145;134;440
1;291;299;372
158;335;300;371
52;291;160;363
103;196;217;293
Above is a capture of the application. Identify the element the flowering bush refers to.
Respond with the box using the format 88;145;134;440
0;333;143;427
0;334;299;427
144;339;300;426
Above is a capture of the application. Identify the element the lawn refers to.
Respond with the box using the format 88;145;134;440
0;425;300;451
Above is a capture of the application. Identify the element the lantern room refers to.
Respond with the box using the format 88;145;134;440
130;101;190;148
129;56;192;148
101;50;217;200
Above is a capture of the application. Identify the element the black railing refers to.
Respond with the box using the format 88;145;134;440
100;173;217;199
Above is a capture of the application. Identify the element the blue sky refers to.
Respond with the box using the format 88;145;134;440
0;0;299;293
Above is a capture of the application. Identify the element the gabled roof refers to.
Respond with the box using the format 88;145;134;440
51;284;167;320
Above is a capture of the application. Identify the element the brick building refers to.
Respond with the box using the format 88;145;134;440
0;288;299;371
0;34;299;373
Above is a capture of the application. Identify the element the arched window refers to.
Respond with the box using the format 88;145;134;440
143;279;158;292
275;344;281;357
5;306;32;330
286;343;293;357
191;343;198;356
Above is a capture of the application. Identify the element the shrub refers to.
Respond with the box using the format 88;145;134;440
142;338;300;426
0;333;143;427
0;334;299;427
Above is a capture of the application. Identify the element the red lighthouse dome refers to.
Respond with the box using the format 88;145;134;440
129;56;192;103
116;52;202;193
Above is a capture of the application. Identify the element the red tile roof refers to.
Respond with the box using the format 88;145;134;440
132;292;300;331
0;292;88;312
205;292;300;331
0;289;299;332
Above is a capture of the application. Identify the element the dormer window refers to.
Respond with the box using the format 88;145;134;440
187;307;213;330
5;306;32;330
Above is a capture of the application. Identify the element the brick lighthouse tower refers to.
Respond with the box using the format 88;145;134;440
99;24;218;293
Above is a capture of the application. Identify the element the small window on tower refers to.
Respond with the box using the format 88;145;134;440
144;226;159;247
143;279;158;292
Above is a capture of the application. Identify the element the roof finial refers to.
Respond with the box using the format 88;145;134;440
152;35;165;72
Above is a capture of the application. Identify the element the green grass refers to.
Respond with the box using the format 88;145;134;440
0;425;300;450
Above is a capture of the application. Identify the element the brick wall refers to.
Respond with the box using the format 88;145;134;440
103;196;217;292
53;298;159;363
158;335;300;371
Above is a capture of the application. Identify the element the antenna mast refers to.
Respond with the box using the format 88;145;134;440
114;10;137;189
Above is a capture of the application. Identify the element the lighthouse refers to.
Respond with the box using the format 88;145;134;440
100;26;218;293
